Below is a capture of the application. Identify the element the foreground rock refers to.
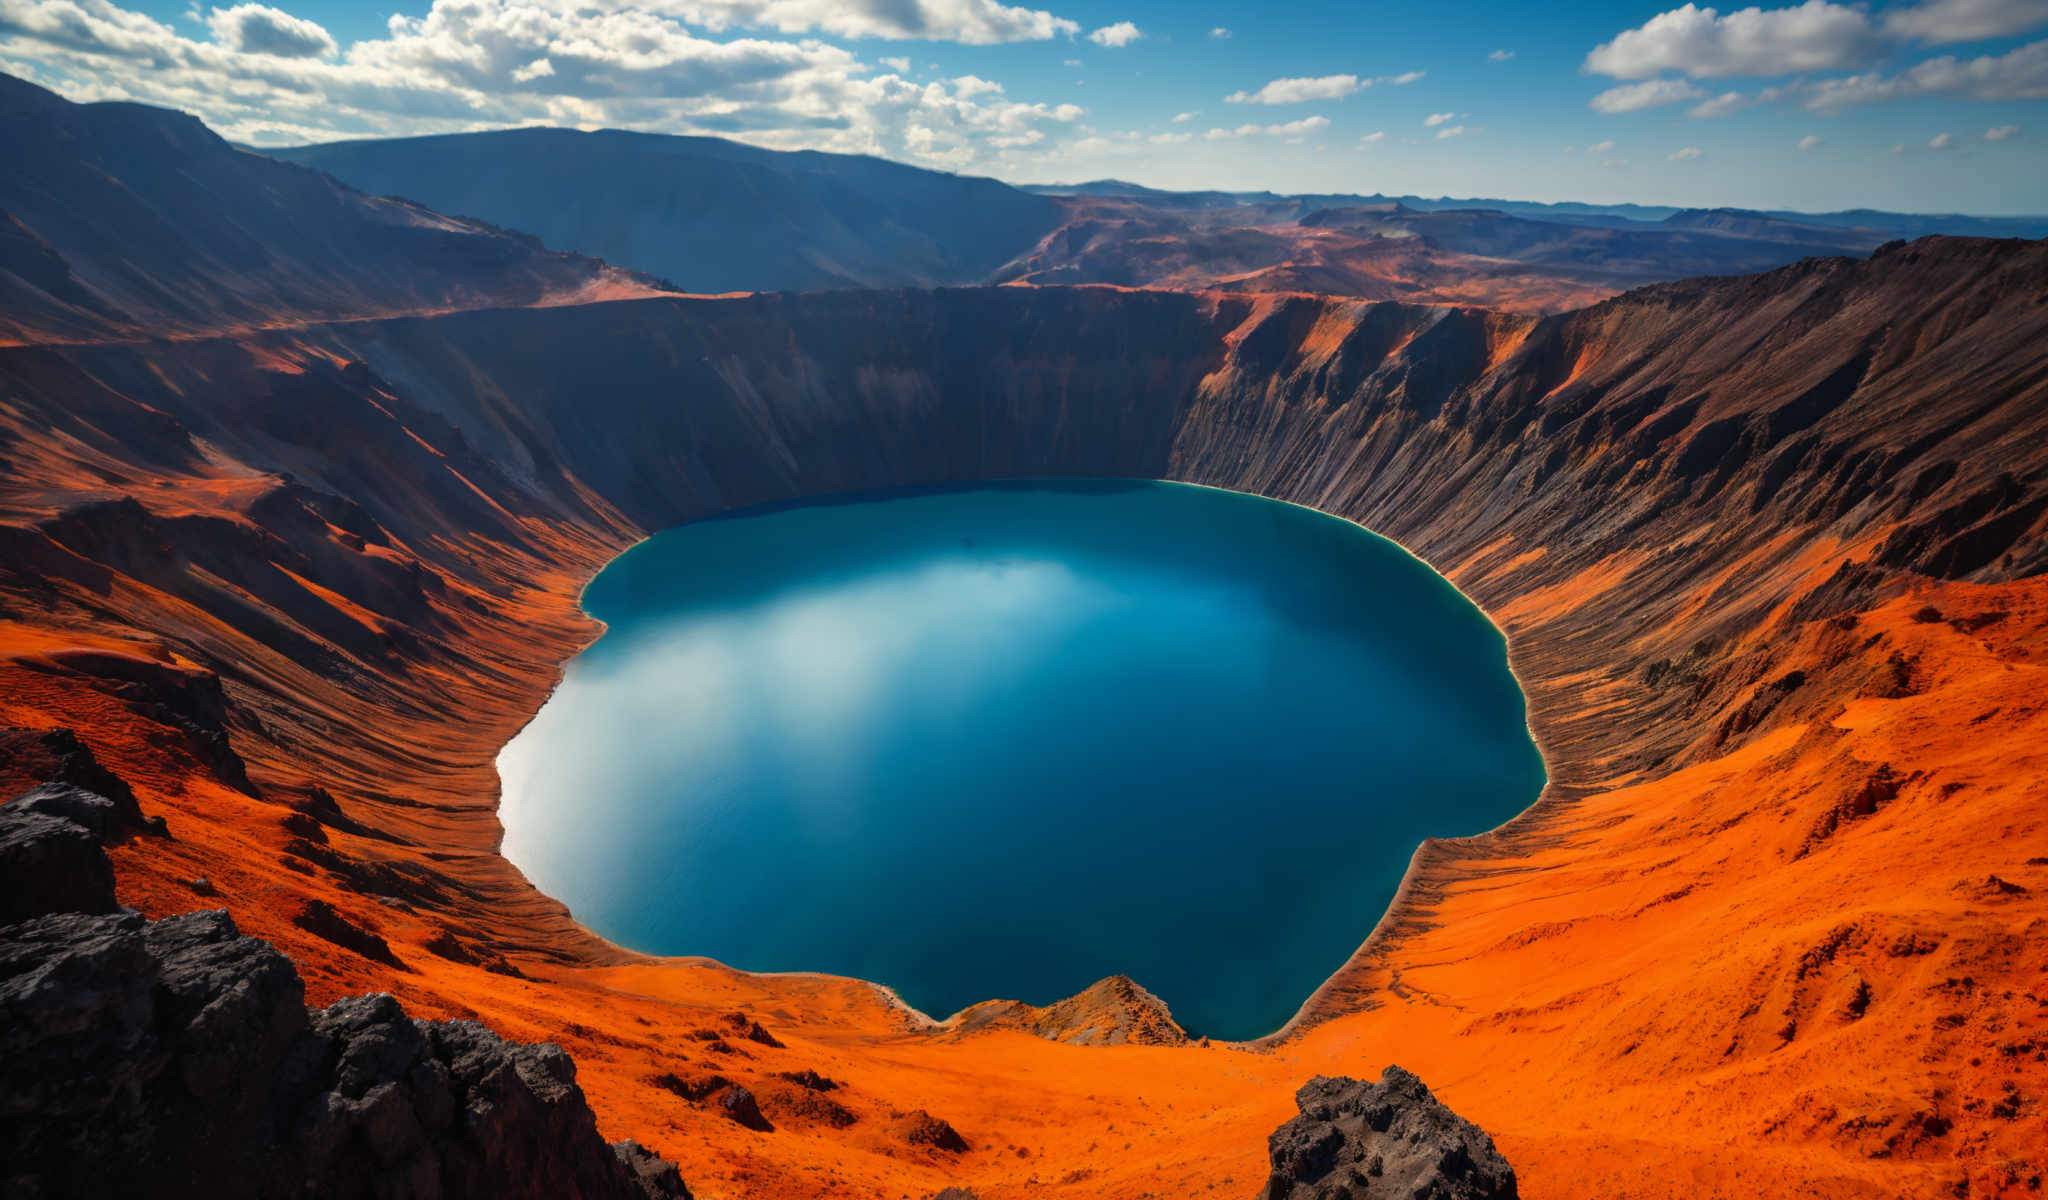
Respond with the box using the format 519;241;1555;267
1260;1067;1517;1200
0;799;688;1199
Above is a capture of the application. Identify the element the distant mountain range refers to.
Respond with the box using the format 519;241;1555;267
9;64;2045;332
256;125;2047;315
0;73;658;344
1023;179;2048;240
265;129;1063;294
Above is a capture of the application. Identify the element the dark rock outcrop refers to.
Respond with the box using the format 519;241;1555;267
0;808;688;1200
713;1083;771;1132
894;1109;970;1153
1259;1067;1517;1200
9;782;122;841
0;797;119;923
0;728;150;832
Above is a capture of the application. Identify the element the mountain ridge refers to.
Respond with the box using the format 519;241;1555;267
264;126;1063;294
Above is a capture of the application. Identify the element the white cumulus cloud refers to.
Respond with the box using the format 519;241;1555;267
1797;132;1821;148
1585;2;1884;79
1423;110;1455;125
1802;38;2048;109
1590;77;1706;112
1883;0;2048;45
1584;0;2048;119
1225;71;1421;104
1984;122;2021;138
1435;124;1465;138
1929;130;1956;147
1667;145;1703;159
1204;114;1331;140
1228;74;1362;104
1686;89;1747;116
631;0;1083;44
1488;48;1515;61
1086;20;1140;47
205;3;334;58
0;0;1101;166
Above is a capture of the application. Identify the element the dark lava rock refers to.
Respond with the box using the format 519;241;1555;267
0;801;119;923
726;1011;784;1047
895;1108;969;1153
0;728;149;832
10;783;122;841
714;1083;773;1132
1259;1067;1517;1200
1;802;688;1199
776;1068;840;1092
650;1071;731;1103
615;1140;689;1199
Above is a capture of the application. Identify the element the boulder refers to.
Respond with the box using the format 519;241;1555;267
1259;1067;1517;1200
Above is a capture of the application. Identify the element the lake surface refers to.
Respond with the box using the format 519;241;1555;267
498;480;1544;1041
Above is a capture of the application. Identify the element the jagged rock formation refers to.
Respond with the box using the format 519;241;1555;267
0;727;152;831
1260;1068;1517;1200
0;794;688;1200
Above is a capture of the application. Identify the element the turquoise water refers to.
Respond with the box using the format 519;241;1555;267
498;481;1544;1041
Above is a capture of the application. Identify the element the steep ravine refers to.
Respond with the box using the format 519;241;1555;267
1;239;2044;1197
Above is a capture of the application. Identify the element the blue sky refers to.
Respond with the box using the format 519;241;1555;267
2;0;2042;212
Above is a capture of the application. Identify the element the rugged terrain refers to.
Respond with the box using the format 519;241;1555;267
989;195;1895;312
1;234;2043;1197
255;117;2032;316
3;75;2046;1200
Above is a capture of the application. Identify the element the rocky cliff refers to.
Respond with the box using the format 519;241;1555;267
0;238;2043;1197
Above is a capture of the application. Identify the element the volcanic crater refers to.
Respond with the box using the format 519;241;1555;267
5;238;2046;1197
3;77;2045;1198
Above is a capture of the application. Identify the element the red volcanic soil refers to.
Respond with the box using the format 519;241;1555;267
2;239;2046;1198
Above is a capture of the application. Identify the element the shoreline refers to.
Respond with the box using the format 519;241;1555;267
486;475;1555;1046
